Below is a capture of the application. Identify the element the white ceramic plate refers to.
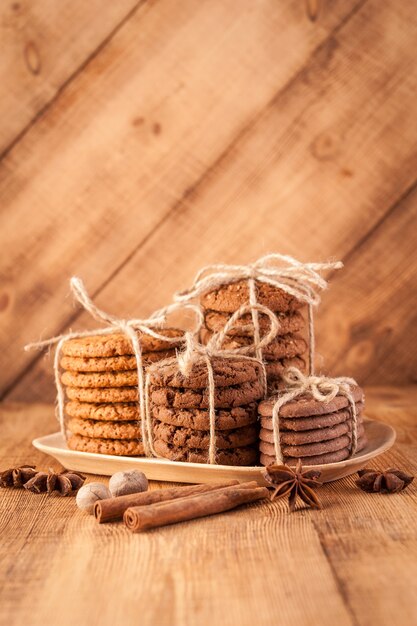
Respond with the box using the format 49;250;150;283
32;418;395;485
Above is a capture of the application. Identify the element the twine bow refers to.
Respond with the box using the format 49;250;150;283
25;277;203;456
270;367;359;464
175;253;343;374
145;303;280;465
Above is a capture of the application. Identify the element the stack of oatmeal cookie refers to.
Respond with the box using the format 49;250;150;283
200;280;308;387
60;330;183;456
147;356;265;466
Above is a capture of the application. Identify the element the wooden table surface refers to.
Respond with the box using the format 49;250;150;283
1;386;417;626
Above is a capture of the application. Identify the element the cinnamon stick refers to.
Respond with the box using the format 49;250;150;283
123;482;269;532
94;480;239;523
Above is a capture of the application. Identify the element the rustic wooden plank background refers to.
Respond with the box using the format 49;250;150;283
1;0;416;403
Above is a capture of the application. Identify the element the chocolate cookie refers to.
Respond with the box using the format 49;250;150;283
259;427;366;458
258;385;365;418
66;401;139;421
259;419;364;446
61;328;183;358
148;357;260;389
66;386;138;403
264;356;306;379
152;421;258;449
151;404;257;430
201;332;307;361
67;434;144;456
153;439;258;466
68;417;141;440
149;379;264;409
204;309;305;337
260;404;364;432
260;438;368;467
200;280;303;313
61;349;176;372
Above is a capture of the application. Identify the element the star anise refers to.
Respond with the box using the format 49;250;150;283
262;459;322;512
356;468;414;493
24;469;86;496
0;465;37;488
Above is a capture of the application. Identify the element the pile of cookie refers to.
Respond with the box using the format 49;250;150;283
45;260;369;470
60;330;182;456
258;385;367;466
147;357;265;465
200;280;307;386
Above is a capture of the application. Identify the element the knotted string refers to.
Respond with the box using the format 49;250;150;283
174;253;343;375
145;303;280;464
270;367;359;464
24;277;203;456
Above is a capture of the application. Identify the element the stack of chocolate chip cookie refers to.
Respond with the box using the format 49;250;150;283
60;330;183;456
258;385;367;466
148;357;265;465
200;280;308;386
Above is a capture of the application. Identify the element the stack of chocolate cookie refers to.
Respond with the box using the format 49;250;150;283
200;280;308;386
258;386;367;466
148;356;265;465
60;330;183;456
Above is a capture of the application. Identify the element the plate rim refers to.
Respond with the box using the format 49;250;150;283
32;417;396;477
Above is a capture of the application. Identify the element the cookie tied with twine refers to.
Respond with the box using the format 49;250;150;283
174;253;343;375
266;367;362;464
25;277;204;457
145;303;280;465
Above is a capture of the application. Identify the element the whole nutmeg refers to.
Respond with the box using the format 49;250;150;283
109;470;148;497
76;482;111;514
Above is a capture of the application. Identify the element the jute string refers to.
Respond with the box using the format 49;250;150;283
174;253;343;376
24;277;204;456
145;303;281;464
270;367;359;464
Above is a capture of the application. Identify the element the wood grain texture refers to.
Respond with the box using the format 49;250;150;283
0;0;416;402
0;0;361;399
1;387;417;626
0;0;141;155
315;185;417;384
